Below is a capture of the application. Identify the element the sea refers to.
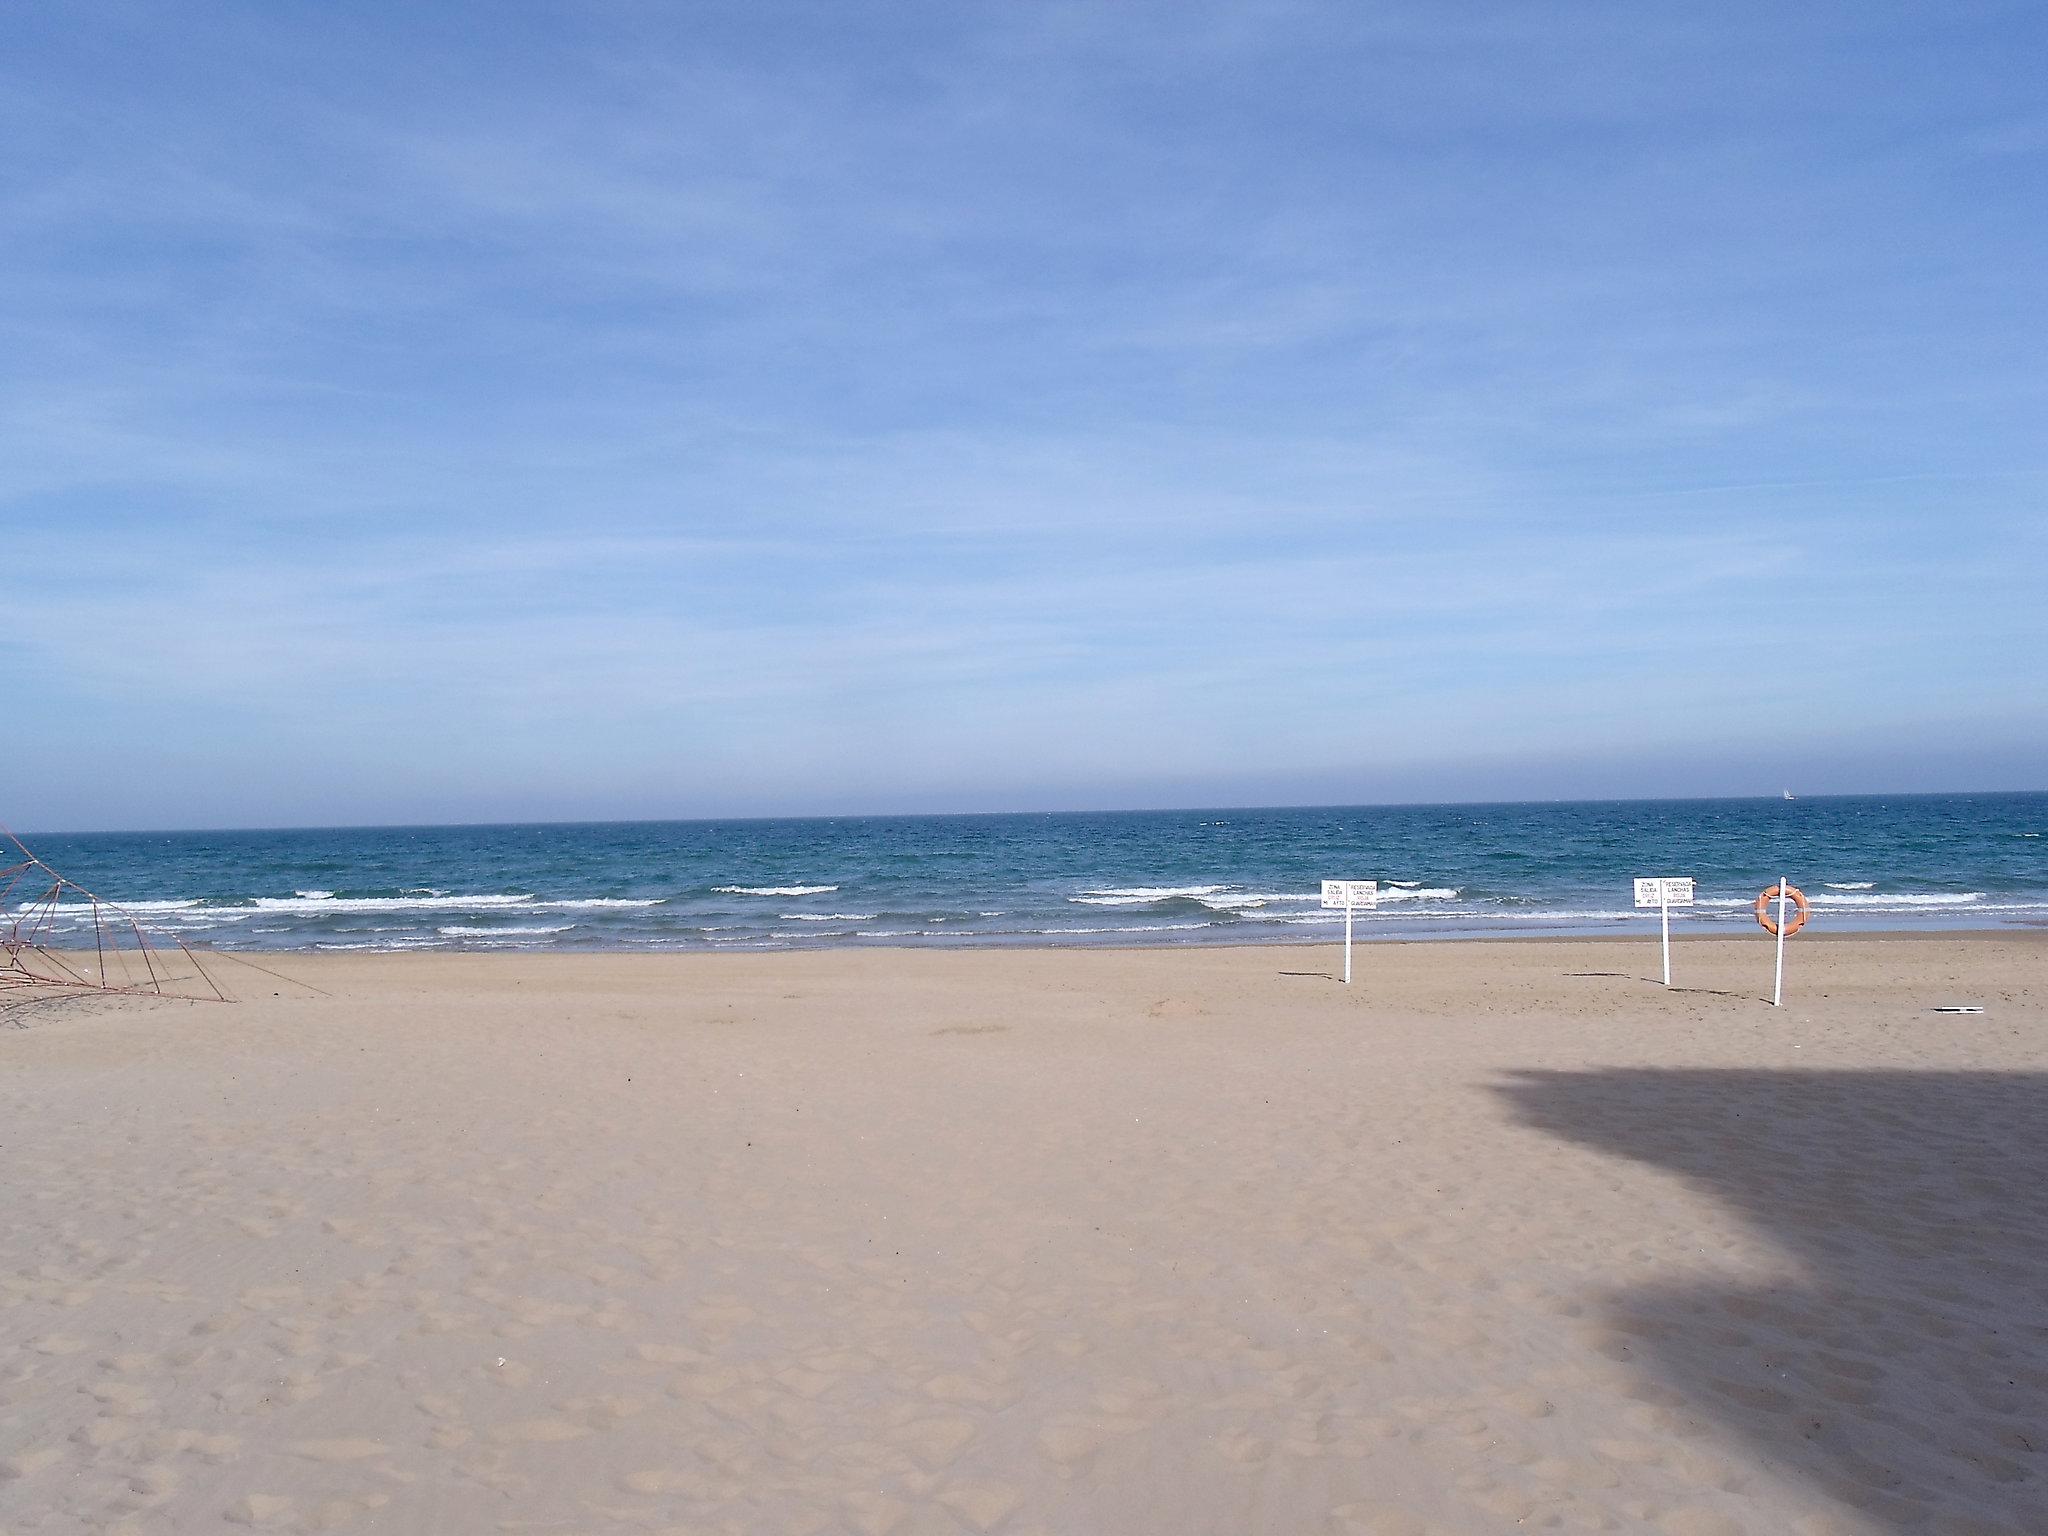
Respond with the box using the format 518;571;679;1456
8;794;2045;954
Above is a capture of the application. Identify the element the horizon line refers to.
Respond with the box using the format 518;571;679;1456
14;785;2044;841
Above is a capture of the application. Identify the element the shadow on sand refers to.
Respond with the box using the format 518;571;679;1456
1561;971;1757;1000
0;990;116;1027
1496;1070;2047;1533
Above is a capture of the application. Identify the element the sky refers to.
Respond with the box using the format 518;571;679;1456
4;1;2045;831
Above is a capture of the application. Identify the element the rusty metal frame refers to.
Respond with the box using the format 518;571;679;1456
0;828;231;1003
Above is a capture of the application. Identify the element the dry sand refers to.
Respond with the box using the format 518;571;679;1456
2;934;2044;1535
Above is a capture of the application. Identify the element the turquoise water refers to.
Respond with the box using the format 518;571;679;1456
8;794;2044;953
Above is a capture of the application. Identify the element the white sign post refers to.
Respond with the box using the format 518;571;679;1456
1321;880;1379;985
1633;876;1695;987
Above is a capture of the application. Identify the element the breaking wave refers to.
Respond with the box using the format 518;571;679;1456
437;924;577;937
249;893;537;915
1069;885;1229;905
1809;891;1984;907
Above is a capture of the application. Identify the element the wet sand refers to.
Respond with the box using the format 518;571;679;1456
3;935;2044;1534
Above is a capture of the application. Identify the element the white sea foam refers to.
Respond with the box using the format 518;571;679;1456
1504;909;1639;921
715;884;838;897
1070;884;1227;905
777;912;875;922
1245;908;1470;925
1699;889;1986;909
1074;883;1453;910
1823;882;1876;890
1810;891;1982;906
1038;921;1210;934
295;889;335;899
1250;887;1455;906
1197;891;1322;910
313;938;447;951
25;897;205;914
250;893;537;915
551;897;664;909
437;924;576;937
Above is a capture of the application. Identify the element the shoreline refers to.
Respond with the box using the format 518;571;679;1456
288;923;2048;950
11;929;2042;1007
142;922;2048;966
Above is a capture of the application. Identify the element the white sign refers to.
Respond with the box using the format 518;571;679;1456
1321;879;1379;909
1633;874;1695;989
1633;876;1695;908
1323;880;1378;986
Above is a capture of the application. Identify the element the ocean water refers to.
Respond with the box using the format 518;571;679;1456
7;794;2045;954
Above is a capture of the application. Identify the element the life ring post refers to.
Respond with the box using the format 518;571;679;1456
1773;875;1788;1007
1754;878;1810;1006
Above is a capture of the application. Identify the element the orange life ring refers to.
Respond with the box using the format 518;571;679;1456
1755;884;1809;936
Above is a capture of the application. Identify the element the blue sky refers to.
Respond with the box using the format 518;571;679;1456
5;1;2044;830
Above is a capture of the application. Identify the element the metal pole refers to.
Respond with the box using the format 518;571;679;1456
1773;876;1788;1008
1344;900;1354;985
1661;890;1671;988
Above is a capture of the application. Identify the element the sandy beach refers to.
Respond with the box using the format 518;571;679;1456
3;934;2043;1535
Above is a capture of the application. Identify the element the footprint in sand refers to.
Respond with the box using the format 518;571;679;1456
1656;1508;1748;1536
922;1372;999;1406
87;1381;155;1414
775;1365;839;1400
938;1479;1022;1531
488;1417;592;1444
620;1468;683;1494
688;1298;756;1330
1;1446;67;1481
1497;1387;1555;1419
888;1416;978;1470
225;1492;294;1526
113;1463;182;1511
71;1417;134;1448
842;1489;909;1536
288;1438;389;1462
310;1494;389;1529
634;1340;703;1366
1326;1502;1441;1535
1213;1428;1273;1464
1035;1415;1141;1471
185;1431;242;1461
